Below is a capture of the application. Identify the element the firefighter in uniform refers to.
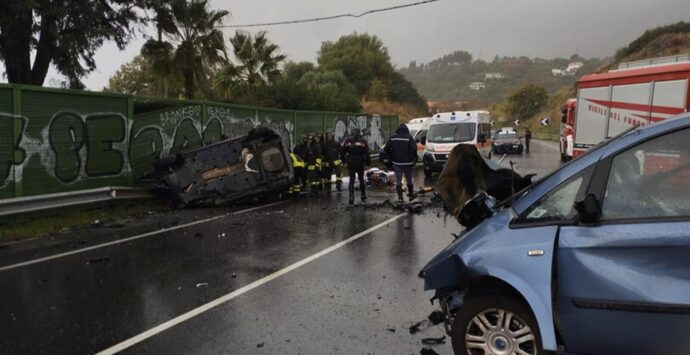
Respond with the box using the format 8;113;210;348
293;135;309;192
289;150;306;196
321;131;343;192
307;134;323;195
316;132;326;191
342;128;371;205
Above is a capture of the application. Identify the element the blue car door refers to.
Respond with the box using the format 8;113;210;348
556;127;690;355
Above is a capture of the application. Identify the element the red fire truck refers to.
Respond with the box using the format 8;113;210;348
560;55;690;161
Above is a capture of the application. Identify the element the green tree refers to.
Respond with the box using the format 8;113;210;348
283;61;316;82
317;33;394;95
106;55;182;97
504;84;549;121
0;0;153;88
215;31;287;98
299;70;361;112
317;33;427;112
143;0;228;99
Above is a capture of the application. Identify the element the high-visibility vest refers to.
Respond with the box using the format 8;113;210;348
290;153;305;168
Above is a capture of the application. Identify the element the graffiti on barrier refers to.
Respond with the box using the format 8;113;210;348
333;114;386;151
1;110;129;186
0;103;386;194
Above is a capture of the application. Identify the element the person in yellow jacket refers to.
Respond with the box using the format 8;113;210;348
289;150;306;196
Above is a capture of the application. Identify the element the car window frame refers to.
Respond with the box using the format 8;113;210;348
511;164;597;229
594;127;690;226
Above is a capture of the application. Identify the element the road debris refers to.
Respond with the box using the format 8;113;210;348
386;327;396;333
86;256;111;265
195;283;208;288
427;310;446;325
420;348;440;355
421;336;446;345
256;342;265;348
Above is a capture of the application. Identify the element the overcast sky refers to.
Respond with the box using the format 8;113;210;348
28;0;690;89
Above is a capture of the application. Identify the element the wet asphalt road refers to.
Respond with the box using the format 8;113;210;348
0;140;561;355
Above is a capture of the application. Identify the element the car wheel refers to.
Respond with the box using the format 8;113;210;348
451;295;545;355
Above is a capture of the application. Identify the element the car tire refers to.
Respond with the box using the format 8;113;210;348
450;295;546;355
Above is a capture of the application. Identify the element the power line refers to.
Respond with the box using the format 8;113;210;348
219;0;443;28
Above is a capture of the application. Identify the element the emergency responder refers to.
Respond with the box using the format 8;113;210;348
524;128;532;153
293;135;309;192
289;149;306;196
322;131;343;192
307;134;323;195
385;124;417;203
316;132;326;190
342;128;371;205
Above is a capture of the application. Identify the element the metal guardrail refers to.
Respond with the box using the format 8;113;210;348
0;186;155;217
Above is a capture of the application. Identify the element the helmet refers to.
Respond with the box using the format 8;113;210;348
326;131;335;141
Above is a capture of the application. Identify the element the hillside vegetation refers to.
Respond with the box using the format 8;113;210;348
400;51;605;106
491;22;690;140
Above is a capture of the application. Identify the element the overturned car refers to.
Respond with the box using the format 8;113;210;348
422;115;690;355
154;127;293;208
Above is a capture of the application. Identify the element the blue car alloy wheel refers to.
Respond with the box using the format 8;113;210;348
451;295;544;355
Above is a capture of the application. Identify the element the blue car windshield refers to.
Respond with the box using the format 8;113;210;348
428;123;476;143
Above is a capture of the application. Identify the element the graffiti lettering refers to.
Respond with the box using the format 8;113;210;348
85;114;127;177
160;106;202;127
49;111;86;183
0;114;27;185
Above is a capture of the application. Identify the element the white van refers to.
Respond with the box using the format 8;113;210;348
422;111;492;177
406;117;432;137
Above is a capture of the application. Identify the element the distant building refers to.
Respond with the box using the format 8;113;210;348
566;61;584;74
469;81;486;91
552;69;567;76
484;72;505;80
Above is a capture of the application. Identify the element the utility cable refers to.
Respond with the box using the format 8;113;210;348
219;0;443;28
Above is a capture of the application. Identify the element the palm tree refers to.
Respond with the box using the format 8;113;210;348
143;0;228;99
215;31;286;98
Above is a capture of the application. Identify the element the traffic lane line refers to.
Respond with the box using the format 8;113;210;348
127;211;453;354
0;201;288;273
96;212;408;355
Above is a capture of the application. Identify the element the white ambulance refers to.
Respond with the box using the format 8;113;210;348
422;111;492;177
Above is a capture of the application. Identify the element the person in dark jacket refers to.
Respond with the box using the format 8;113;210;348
341;128;371;205
524;128;532;153
322;131;343;192
306;134;323;195
385;124;417;202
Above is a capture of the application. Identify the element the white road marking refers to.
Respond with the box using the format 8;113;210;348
96;212;407;355
0;201;288;273
497;153;508;164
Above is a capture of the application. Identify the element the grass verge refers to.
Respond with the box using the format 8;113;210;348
0;199;169;244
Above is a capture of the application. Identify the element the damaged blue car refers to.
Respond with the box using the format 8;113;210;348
421;113;690;355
